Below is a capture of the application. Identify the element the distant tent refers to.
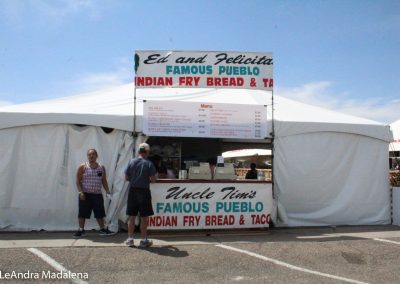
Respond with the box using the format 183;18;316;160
0;84;392;230
390;119;400;152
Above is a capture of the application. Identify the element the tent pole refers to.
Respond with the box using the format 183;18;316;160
271;88;275;200
133;78;138;157
133;84;136;134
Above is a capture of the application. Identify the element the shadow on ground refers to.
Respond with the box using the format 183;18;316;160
1;225;399;247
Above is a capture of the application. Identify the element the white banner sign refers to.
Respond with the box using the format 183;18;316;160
135;50;273;91
148;182;273;230
143;100;267;139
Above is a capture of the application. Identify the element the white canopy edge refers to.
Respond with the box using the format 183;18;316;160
0;83;392;142
0;112;133;132
222;149;272;158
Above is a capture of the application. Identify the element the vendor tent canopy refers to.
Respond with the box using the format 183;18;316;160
0;83;392;229
0;84;390;140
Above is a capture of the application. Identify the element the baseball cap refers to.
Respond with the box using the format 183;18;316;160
138;143;150;153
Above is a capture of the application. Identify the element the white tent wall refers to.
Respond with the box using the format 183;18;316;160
0;125;66;230
110;134;148;229
274;131;390;226
0;124;133;231
104;132;135;232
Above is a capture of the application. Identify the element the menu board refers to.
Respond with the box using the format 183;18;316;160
143;100;267;139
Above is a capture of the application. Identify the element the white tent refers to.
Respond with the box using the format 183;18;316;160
0;83;392;230
390;119;400;152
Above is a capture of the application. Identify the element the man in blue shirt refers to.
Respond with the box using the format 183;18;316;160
124;143;157;247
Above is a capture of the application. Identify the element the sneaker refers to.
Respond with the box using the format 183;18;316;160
139;239;153;248
125;238;134;247
73;229;85;238
99;227;117;236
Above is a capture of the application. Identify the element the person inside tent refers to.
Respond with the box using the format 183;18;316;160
152;155;175;179
73;148;115;238
245;163;258;179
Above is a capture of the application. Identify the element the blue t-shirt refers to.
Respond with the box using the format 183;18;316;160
124;157;157;188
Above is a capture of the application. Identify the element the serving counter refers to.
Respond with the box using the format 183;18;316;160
148;179;273;230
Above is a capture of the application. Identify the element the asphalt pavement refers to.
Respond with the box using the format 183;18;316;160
1;225;400;283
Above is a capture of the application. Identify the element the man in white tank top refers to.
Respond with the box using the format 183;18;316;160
73;148;115;238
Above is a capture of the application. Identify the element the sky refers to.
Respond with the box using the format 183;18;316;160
0;0;399;124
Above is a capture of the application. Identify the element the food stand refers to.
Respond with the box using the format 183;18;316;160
134;50;274;230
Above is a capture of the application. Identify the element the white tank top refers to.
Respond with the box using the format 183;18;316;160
81;163;103;194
